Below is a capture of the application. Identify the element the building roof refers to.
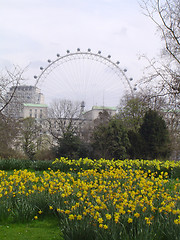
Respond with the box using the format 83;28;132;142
23;103;48;108
10;85;39;90
92;106;117;111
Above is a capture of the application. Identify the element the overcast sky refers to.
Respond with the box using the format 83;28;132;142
0;0;163;106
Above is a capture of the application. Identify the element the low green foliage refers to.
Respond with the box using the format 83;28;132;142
0;158;31;170
0;217;63;240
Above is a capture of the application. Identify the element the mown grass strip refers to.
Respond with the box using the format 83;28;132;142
0;218;63;240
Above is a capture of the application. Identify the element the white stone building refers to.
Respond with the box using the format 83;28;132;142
21;103;48;120
82;106;117;121
5;85;47;119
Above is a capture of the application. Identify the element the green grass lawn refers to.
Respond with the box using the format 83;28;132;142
0;217;63;240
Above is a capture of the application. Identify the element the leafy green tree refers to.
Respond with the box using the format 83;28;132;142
118;95;147;132
139;109;171;159
92;118;130;160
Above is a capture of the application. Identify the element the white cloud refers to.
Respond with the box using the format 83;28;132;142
0;0;163;107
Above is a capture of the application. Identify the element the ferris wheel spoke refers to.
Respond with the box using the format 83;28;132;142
34;49;134;110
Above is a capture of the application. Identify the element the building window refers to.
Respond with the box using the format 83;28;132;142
40;109;43;118
29;109;32;117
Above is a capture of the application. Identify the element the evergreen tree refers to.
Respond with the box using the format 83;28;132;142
139;109;171;159
56;131;92;159
127;130;143;159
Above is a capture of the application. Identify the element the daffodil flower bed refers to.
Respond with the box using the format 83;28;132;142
52;157;180;177
53;157;180;170
0;159;180;240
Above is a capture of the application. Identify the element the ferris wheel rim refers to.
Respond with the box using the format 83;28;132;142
34;49;134;95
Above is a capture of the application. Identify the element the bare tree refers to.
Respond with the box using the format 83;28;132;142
140;0;180;63
0;66;25;113
138;1;180;160
46;99;83;142
138;0;180;105
0;113;20;158
19;117;46;160
0;66;28;158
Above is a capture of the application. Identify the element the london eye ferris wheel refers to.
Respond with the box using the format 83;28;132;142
33;48;135;111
